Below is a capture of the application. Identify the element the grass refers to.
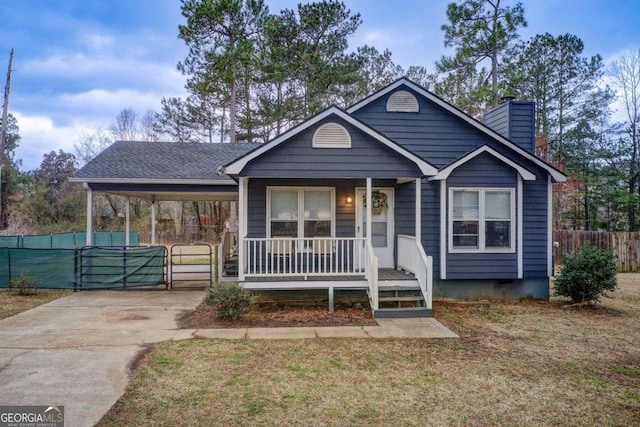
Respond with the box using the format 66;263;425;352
0;288;72;319
99;274;640;426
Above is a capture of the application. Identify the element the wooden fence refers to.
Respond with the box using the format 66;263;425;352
553;230;640;272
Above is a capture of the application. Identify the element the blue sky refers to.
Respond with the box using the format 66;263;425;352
1;0;638;171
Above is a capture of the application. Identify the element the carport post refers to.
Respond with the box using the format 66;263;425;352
151;200;157;245
125;196;131;246
85;184;93;246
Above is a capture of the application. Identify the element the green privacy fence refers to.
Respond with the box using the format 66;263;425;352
0;231;139;249
0;246;166;290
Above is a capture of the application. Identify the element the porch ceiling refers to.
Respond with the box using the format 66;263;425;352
79;181;240;202
93;189;238;202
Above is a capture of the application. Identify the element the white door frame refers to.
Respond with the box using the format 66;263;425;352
355;187;395;269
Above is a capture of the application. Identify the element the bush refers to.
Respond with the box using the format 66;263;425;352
10;273;40;296
204;283;252;320
554;244;617;304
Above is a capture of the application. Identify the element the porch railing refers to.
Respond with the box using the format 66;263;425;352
364;240;379;310
243;237;367;278
397;234;433;310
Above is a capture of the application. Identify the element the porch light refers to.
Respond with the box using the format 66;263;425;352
346;195;353;204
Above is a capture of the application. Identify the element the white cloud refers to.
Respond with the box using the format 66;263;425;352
13;84;188;171
59;88;169;116
12;112;94;171
22;52;185;93
363;30;393;46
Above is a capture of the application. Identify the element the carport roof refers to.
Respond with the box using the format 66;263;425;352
70;140;261;184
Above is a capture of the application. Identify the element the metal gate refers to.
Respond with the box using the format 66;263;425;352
169;243;213;288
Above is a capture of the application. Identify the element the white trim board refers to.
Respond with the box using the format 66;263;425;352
518;175;523;279
440;180;447;280
430;145;536;182
68;177;236;185
548;175;553;277
221;106;438;176
348;77;566;183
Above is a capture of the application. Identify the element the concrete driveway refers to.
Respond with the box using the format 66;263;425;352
0;290;204;427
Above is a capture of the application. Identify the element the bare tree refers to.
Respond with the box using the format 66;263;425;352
610;48;640;229
110;108;139;141
140;110;160;141
75;128;112;167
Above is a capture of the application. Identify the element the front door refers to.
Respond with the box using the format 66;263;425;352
356;187;395;269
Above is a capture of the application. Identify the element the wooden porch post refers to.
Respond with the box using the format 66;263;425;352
125;196;131;246
366;178;372;246
151;200;156;245
415;178;421;240
85;184;93;246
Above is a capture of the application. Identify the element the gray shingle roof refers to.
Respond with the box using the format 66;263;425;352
73;140;262;181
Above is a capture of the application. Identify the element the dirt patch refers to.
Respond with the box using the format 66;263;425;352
178;302;377;328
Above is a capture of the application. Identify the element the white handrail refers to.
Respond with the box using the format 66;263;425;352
397;234;432;310
416;243;433;310
397;234;417;273
365;240;379;310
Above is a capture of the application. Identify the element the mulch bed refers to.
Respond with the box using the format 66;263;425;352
178;302;378;329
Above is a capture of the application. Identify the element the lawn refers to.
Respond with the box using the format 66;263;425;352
99;274;640;426
0;289;72;320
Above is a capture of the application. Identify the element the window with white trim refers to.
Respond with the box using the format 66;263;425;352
449;188;515;252
268;187;335;238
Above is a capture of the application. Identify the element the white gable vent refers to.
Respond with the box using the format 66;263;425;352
386;90;419;112
312;122;351;148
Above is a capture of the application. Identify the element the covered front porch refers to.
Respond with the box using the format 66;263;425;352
225;177;433;317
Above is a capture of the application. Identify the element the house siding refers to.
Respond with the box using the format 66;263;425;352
421;180;442;280
239;82;554;300
444;152;519;279
352;88;539;168
241;116;421;179
522;164;549;278
352;88;500;168
394;181;416;237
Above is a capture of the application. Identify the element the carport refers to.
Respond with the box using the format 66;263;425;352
69;141;260;246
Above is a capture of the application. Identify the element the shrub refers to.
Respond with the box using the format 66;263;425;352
10;273;40;296
554;244;617;304
204;283;252;320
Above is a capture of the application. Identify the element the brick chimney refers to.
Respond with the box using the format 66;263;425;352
484;97;535;153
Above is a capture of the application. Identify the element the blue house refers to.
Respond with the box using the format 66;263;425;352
72;77;566;317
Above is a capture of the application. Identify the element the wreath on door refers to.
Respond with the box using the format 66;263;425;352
363;190;388;215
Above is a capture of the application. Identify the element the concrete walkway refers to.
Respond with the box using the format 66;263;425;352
195;318;458;339
0;291;457;427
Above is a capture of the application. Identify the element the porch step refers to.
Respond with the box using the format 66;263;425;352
379;285;420;291
379;296;424;302
374;282;430;318
374;307;432;318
